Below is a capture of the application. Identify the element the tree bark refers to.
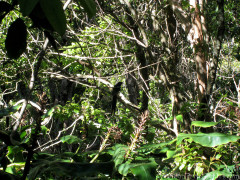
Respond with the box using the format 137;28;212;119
207;0;225;95
124;2;149;113
190;0;211;125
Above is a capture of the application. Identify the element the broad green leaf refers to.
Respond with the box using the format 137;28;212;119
176;114;183;122
19;0;39;16
7;146;24;162
111;144;128;167
166;150;176;158
191;121;219;128
118;159;157;179
177;133;240;147
200;169;232;180
131;160;157;180
20;131;27;140
40;0;66;35
5;18;27;59
79;0;96;19
5;162;25;176
60;135;82;144
118;162;131;176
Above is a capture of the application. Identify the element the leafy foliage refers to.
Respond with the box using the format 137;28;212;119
5;18;27;59
40;0;66;35
177;133;240;147
19;0;39;16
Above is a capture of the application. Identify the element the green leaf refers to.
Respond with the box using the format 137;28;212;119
177;133;240;147
20;131;27;140
60;135;82;144
41;126;49;134
5;18;27;59
19;0;39;16
200;169;232;180
131;160;157;180
118;162;131;176
166;150;176;158
0;104;22;118
79;0;96;19
111;144;128;167
41;106;55;119
136;143;165;154
191;121;219;128
136;141;174;154
40;0;66;35
7;146;24;162
118;159;157;179
176;114;183;122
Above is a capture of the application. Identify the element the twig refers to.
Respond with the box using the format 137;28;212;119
90;128;112;163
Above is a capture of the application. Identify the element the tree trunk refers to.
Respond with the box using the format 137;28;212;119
190;0;211;125
124;2;149;113
207;0;225;95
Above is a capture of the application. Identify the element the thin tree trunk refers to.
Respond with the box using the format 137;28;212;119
207;0;225;95
124;3;149;113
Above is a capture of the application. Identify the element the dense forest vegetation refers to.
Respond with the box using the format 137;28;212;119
1;0;240;179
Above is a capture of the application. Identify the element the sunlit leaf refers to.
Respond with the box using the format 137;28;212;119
177;133;240;147
60;135;82;144
176;114;183;122
191;121;219;128
166;150;176;158
41;126;49;134
200;169;232;180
